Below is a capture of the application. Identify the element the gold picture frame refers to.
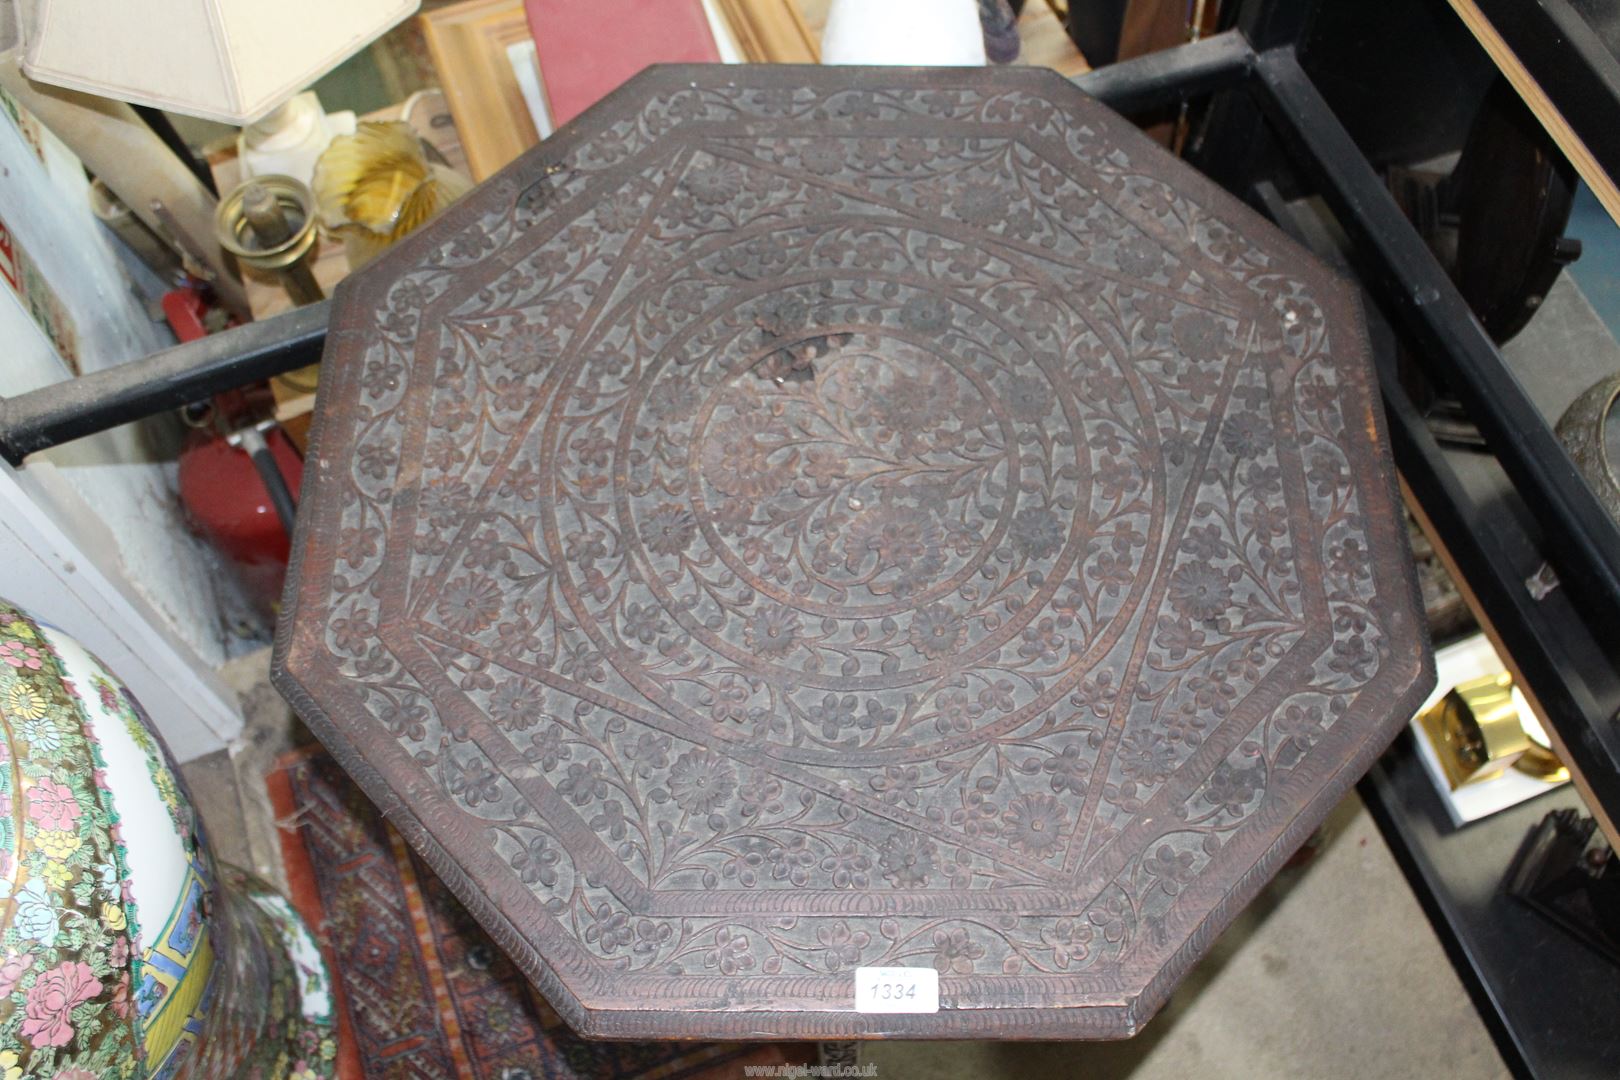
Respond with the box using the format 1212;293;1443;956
420;0;539;181
716;0;819;62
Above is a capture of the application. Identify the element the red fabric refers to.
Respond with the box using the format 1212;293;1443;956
524;0;720;126
267;746;817;1077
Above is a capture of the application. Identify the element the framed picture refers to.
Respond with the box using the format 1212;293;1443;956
423;0;817;179
424;0;1080;180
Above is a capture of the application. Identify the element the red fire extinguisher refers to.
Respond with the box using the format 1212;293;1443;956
177;420;303;617
166;281;304;617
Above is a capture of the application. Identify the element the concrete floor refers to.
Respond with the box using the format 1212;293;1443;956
863;796;1508;1079
182;648;1509;1079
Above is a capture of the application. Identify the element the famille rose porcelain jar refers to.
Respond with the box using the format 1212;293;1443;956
0;599;336;1078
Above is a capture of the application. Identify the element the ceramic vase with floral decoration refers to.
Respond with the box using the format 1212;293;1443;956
0;598;336;1078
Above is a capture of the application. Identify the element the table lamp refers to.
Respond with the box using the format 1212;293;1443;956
5;0;421;321
17;0;418;124
15;0;420;182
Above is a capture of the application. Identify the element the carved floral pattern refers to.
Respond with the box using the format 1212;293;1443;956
281;67;1425;1034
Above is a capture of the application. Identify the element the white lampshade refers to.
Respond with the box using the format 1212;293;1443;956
17;0;419;124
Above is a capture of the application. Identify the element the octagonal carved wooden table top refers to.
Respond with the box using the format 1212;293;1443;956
274;65;1433;1040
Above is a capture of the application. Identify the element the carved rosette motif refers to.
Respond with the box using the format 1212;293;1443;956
275;66;1431;1039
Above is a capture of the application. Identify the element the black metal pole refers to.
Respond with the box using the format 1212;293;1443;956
1371;310;1620;816
0;300;330;465
1226;0;1321;51
1248;46;1620;654
1073;29;1255;113
132;104;220;198
1357;754;1537;1080
237;425;300;535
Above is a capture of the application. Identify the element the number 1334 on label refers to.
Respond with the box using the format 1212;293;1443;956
853;967;940;1013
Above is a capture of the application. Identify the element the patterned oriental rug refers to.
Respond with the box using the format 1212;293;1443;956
268;746;815;1078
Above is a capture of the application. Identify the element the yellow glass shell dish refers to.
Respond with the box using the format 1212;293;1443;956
313;121;472;268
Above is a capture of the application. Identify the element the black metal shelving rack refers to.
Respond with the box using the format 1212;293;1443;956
1465;0;1620;194
1;3;1616;1074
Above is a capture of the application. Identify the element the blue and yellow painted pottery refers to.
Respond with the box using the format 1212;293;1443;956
0;598;336;1078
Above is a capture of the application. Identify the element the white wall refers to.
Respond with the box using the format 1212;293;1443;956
0;70;245;757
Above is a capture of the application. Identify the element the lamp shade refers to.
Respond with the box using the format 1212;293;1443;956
17;0;419;124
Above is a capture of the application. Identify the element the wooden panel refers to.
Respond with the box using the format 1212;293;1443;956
421;0;541;181
1445;0;1620;229
716;0;819;62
